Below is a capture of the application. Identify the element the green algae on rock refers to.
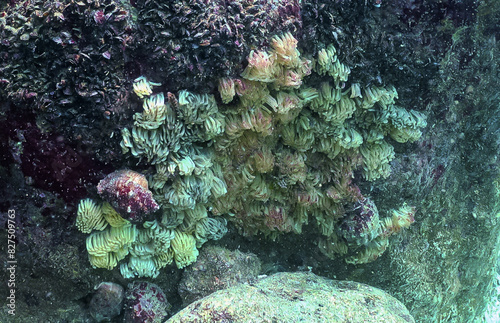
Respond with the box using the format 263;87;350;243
167;272;415;323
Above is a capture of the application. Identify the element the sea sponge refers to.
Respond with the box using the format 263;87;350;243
171;230;199;269
76;199;107;234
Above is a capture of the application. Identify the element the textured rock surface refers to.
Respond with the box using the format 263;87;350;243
178;246;261;306
89;282;124;322
123;281;171;323
168;272;414;322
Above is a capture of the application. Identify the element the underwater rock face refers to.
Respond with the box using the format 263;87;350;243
178;246;261;306
123;281;171;323
88;282;124;322
131;0;302;92
97;170;159;223
338;197;381;245
167;272;415;322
